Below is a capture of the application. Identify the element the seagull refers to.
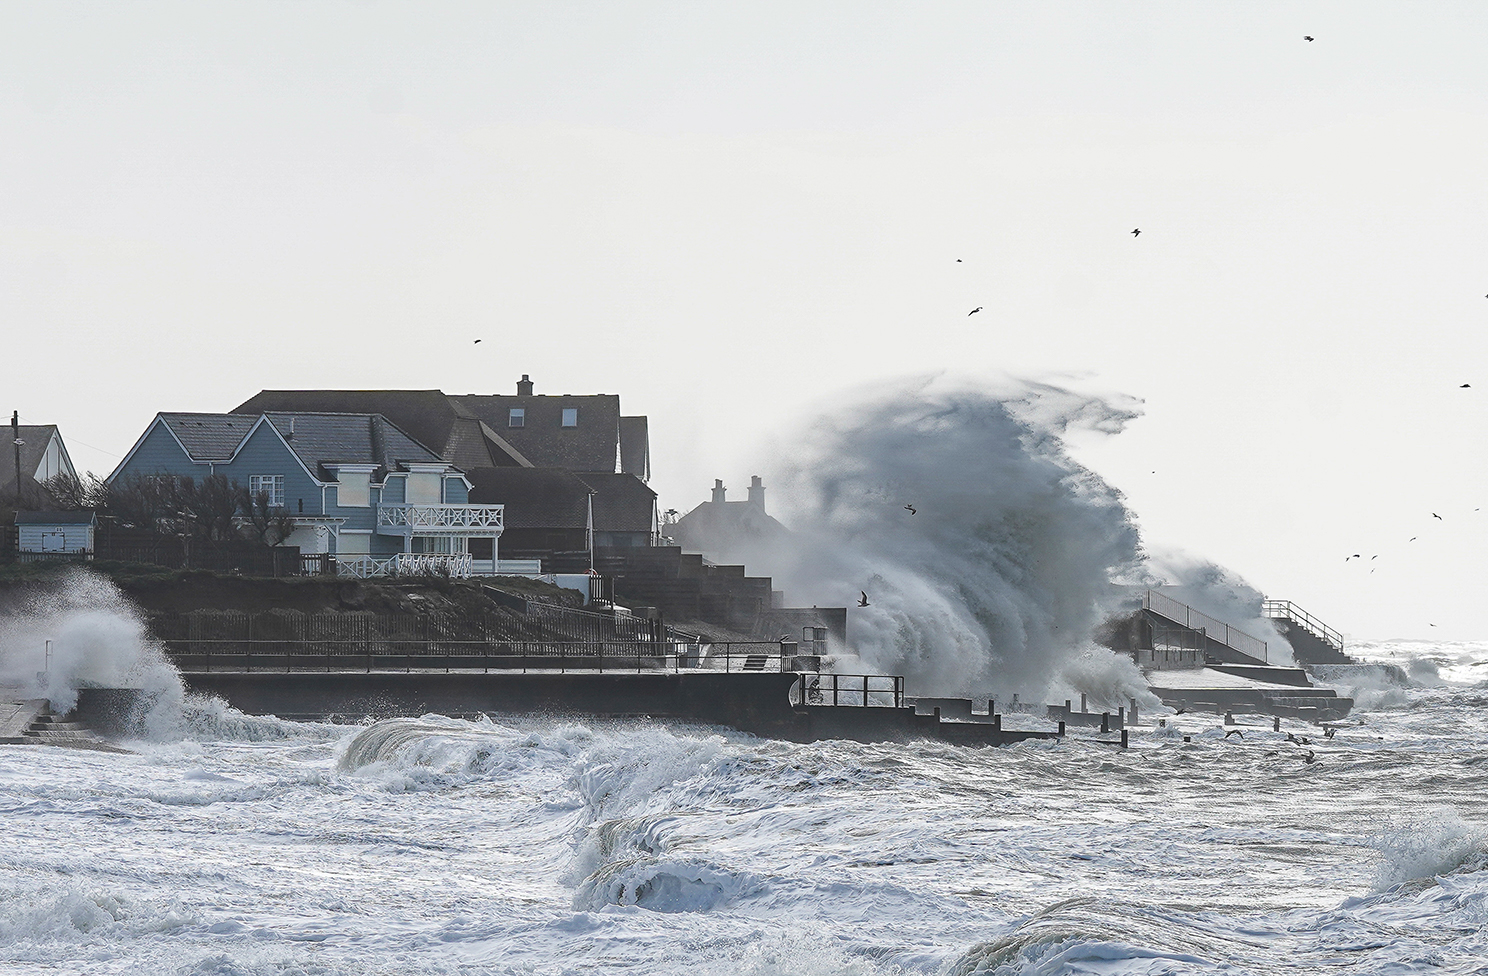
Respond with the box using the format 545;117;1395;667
1304;35;1314;41
1324;727;1337;739
1433;513;1443;520
1131;228;1141;237
904;504;917;515
857;591;870;608
1371;555;1378;560
1302;750;1316;764
1410;537;1417;542
1224;729;1244;739
1462;384;1471;388
968;307;983;316
473;338;482;344
956;258;962;263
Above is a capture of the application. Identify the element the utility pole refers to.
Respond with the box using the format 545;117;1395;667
11;410;22;511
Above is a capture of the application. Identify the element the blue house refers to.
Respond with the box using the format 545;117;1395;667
109;412;505;577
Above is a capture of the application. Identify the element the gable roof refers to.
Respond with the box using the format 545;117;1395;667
234;391;529;468
0;425;61;492
147;412;450;482
158;413;259;461
451;393;621;472
261;413;447;478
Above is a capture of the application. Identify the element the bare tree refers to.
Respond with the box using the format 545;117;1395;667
239;487;296;546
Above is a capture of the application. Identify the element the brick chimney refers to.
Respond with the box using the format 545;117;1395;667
747;475;765;510
711;479;726;503
516;374;534;396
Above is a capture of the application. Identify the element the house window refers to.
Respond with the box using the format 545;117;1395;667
249;475;285;508
336;471;370;508
508;408;524;428
562;408;578;427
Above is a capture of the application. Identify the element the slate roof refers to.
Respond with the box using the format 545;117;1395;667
0;425;61;492
158;414;259;461
466;467;591;530
157;412;448;481
575;472;657;534
234;391;529;469
262;413;446;478
15;510;96;525
452;394;621;472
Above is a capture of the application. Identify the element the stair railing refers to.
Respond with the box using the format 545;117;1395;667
1141;590;1268;663
1261;599;1344;652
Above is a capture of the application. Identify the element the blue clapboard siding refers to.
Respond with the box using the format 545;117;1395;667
114;420;196;478
444;478;468;504
227;424;324;514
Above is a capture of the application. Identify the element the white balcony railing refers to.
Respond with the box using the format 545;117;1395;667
337;553;475;579
376;504;504;535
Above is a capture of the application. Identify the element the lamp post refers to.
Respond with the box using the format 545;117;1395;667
11;410;22;511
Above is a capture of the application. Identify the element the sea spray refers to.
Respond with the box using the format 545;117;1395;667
0;569;293;741
695;375;1148;698
0;569;181;713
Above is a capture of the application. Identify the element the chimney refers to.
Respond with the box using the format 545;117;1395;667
516;374;534;396
747;475;765;510
711;479;726;503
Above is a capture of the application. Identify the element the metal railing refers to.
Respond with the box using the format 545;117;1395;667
1142;589;1267;663
159;638;808;675
337;552;475;579
1262;599;1344;652
788;673;904;708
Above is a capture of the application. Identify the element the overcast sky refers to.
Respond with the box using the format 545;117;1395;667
4;1;1486;639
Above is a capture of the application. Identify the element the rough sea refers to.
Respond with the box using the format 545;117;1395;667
2;639;1486;976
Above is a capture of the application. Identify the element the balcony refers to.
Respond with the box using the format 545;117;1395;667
337;553;474;579
376;504;504;537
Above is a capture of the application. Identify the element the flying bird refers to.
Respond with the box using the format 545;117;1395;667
857;591;870;608
1131;228;1141;237
1302;750;1316;764
1433;513;1443;520
1224;729;1244;739
1410;537;1418;542
968;307;983;316
473;339;482;344
904;504;917;515
1324;727;1337;739
956;258;962;263
1304;35;1314;41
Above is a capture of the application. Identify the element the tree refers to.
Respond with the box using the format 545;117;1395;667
239;486;297;546
39;472;110;511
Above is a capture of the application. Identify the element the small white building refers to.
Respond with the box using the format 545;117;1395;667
15;510;96;554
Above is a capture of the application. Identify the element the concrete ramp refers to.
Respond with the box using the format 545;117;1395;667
0;699;49;744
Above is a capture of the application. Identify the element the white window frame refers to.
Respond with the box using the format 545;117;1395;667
249;474;285;508
561;407;578;428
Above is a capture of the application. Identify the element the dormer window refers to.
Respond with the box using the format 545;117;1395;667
508;408;525;428
562;408;578;428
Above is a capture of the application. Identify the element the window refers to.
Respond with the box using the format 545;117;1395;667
336;471;370;507
508;408;524;428
561;407;578;427
249;475;285;508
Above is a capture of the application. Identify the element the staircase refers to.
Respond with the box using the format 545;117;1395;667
1263;600;1353;665
0;699;96;745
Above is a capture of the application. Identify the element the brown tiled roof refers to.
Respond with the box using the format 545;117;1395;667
234;391;529;468
451;394;620;472
466;467;591;530
575;472;656;533
619;416;650;481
